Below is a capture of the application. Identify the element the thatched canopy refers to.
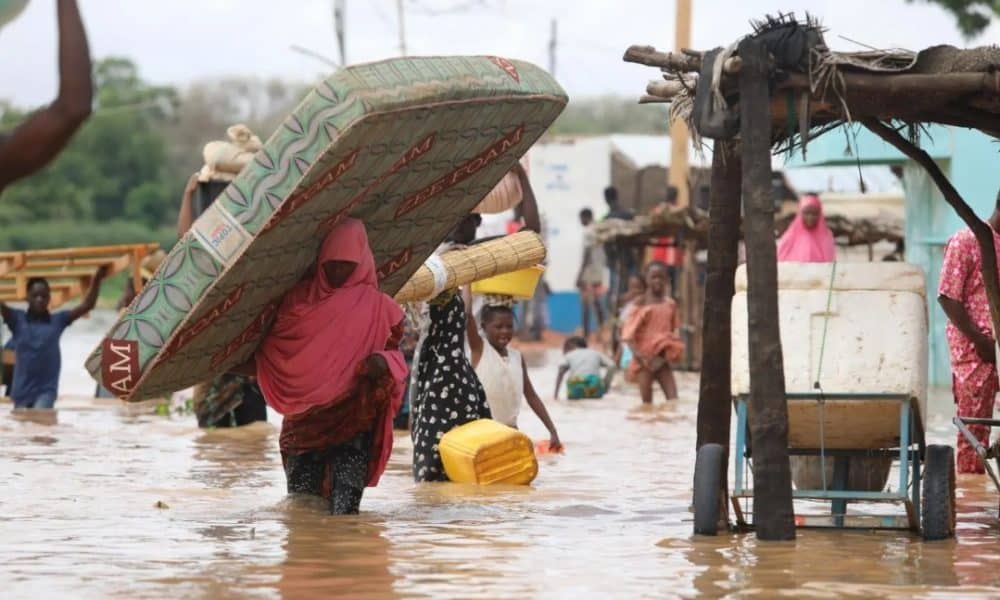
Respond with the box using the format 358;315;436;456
624;14;1000;146
591;201;902;250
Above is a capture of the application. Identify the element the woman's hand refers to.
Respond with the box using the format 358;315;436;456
974;333;996;364
361;353;389;380
548;433;563;452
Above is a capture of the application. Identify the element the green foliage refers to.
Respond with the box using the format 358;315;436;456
0;57;179;229
124;181;172;229
906;0;999;38
0;220;176;252
550;95;669;136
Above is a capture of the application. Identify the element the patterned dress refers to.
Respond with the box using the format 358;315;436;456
194;374;268;428
939;226;1000;474
411;292;491;482
280;321;405;514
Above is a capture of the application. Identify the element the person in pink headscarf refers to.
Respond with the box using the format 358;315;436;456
252;218;407;514
777;194;836;263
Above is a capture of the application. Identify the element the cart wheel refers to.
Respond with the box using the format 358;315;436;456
694;443;724;535
922;444;956;541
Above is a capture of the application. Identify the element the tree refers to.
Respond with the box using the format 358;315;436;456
907;0;999;38
163;76;310;184
549;96;669;136
0;57;177;230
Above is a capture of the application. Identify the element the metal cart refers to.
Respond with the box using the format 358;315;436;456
953;416;1000;516
694;392;956;540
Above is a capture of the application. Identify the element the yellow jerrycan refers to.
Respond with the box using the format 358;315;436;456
439;419;538;485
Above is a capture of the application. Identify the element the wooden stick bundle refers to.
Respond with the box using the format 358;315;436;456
393;231;546;303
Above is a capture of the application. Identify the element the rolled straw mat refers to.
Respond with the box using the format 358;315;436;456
393;230;545;303
86;56;566;401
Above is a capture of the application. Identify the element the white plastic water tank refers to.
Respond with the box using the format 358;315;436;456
731;262;928;490
731;261;928;417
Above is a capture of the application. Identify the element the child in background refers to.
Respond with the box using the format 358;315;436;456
622;262;684;403
467;293;562;451
614;274;647;371
1;267;108;409
554;336;615;400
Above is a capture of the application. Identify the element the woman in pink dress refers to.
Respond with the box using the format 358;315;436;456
777;194;835;263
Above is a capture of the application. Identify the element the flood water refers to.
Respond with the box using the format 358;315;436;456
2;310;999;598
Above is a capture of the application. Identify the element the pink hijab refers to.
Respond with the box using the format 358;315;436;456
256;219;406;417
777;194;835;262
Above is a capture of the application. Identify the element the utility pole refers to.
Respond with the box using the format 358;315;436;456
548;18;557;76
396;0;407;56
669;0;692;207
333;0;346;65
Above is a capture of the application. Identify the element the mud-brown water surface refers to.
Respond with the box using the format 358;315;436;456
1;315;998;598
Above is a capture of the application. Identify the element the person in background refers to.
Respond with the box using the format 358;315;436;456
467;294;561;450
576;208;606;340
554;336;615;400
409;215;493;482
602;186;637;306
247;219;407;514
503;165;548;342
2;336;14;398
938;188;1000;474
622;262;684;403
0;0;92;195
649;187;683;299
776;193;836;263
1;266;108;409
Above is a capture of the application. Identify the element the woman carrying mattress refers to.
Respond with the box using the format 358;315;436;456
237;219;407;514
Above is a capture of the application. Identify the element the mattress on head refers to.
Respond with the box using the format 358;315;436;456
86;56;567;401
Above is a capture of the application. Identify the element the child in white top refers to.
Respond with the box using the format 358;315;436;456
466;293;561;451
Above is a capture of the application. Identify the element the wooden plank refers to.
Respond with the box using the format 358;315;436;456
785;399;902;449
19;243;158;259
1;269;99;280
695;139;742;532
22;254;130;270
0;243;155;304
738;38;795;541
0;253;24;277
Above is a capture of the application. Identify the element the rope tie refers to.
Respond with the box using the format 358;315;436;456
814;261;837;491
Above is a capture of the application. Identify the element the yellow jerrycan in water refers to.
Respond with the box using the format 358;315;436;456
439;419;538;485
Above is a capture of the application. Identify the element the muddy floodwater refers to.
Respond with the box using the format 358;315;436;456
1;311;999;598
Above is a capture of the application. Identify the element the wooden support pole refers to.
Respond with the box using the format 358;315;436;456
738;38;796;541
863;118;1000;342
695;139;742;529
669;0;693;209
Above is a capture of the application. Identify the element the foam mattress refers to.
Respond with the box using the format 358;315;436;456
86;56;567;401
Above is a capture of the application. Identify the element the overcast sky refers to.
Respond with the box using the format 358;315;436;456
1;0;996;107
